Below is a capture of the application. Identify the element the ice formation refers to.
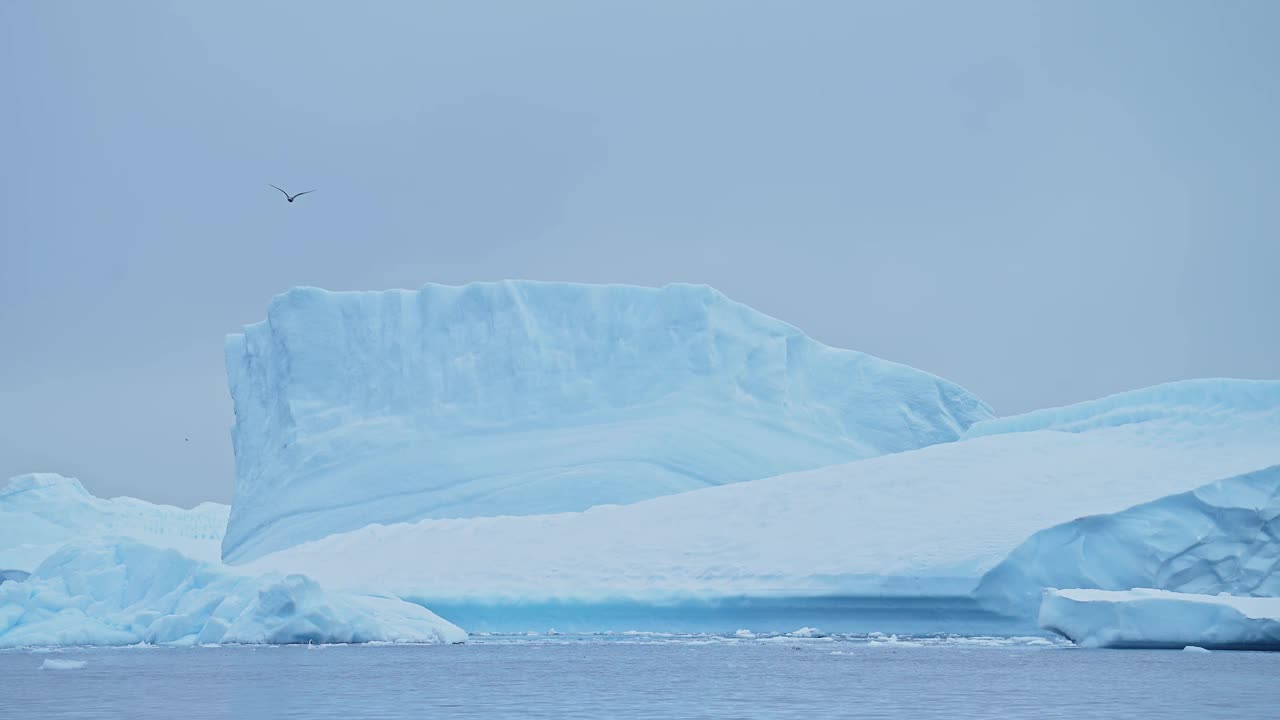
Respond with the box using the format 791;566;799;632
1040;588;1280;650
0;540;465;648
247;379;1280;633
977;464;1280;616
222;280;992;562
0;473;227;572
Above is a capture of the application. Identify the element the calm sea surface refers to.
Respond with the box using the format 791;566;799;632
5;634;1279;719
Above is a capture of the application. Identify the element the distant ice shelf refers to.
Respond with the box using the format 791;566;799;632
1040;588;1280;650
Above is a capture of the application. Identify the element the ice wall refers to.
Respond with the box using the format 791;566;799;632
222;281;991;562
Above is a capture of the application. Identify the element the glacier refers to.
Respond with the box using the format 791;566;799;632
0;473;227;572
1040;588;1280;650
245;379;1280;634
0;540;465;648
221;280;992;562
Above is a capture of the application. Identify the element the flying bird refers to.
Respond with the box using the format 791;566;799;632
269;184;316;203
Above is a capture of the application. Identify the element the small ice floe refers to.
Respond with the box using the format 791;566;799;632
1182;646;1212;654
734;629;756;639
868;634;923;648
788;627;826;638
40;659;87;670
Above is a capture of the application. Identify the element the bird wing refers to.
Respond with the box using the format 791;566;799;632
268;184;291;198
292;190;317;198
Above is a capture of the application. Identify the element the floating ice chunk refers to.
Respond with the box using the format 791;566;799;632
40;659;86;670
1182;645;1211;653
0;540;465;648
978;463;1280;617
1040;588;1280;650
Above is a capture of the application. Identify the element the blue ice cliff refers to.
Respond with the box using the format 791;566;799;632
221;281;993;562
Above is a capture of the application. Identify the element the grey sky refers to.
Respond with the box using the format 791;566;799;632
2;1;1278;507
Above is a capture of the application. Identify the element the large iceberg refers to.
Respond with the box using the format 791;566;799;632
222;281;992;562
0;473;228;572
0;540;465;648
1040;588;1280;650
247;379;1280;633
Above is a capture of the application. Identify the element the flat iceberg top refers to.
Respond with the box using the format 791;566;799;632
1040;588;1280;650
0;473;229;572
247;383;1280;605
223;280;992;562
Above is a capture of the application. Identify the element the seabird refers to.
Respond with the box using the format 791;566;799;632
269;184;316;203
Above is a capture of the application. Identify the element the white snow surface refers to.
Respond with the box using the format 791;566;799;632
0;540;465;648
222;280;992;562
0;473;228;572
247;379;1280;610
1040;588;1280;650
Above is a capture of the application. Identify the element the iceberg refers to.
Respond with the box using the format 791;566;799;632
247;379;1280;634
222;280;992;562
0;473;228;572
977;464;1280;616
0;540;465;648
1040;588;1280;650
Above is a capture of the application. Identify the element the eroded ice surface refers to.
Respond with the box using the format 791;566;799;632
0;473;228;572
1040;588;1280;650
246;380;1280;632
0;540;465;648
222;280;992;561
978;464;1280;616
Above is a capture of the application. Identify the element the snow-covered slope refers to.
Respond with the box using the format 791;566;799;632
247;379;1280;633
1040;588;1280;650
977;464;1280;616
222;281;992;562
0;540;465;648
0;473;228;572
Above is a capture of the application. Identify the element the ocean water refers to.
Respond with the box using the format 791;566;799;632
6;635;1280;719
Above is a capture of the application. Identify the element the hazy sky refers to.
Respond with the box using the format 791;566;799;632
2;1;1278;507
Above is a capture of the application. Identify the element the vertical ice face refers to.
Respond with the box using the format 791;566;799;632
222;280;993;562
